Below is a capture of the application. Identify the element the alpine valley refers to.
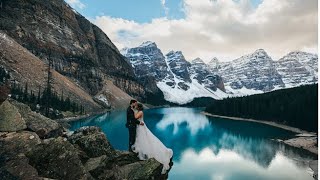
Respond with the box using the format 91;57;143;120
122;42;318;104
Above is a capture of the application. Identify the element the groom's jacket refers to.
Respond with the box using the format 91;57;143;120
126;106;140;128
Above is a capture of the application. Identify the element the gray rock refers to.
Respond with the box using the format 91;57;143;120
0;100;27;132
84;155;107;172
26;137;93;180
0;131;41;157
94;158;166;180
127;158;166;180
0;153;40;180
68;126;115;158
10;100;64;138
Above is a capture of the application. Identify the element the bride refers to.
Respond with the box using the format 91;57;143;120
131;103;173;174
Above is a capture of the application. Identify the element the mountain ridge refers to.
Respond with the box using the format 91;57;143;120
122;41;318;104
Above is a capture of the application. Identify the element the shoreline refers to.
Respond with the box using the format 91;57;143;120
202;112;318;155
201;112;316;134
56;110;110;123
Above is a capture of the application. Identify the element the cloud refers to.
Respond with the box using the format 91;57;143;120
93;0;318;62
171;148;313;180
66;0;85;9
161;0;169;16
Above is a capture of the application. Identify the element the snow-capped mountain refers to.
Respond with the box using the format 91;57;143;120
210;49;285;95
190;58;225;92
122;42;227;104
121;41;171;81
123;42;318;104
209;50;317;95
274;51;318;88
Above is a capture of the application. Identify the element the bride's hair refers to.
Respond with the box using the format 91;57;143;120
137;103;144;111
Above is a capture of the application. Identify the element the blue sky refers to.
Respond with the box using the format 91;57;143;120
69;0;262;23
66;0;317;62
70;0;185;23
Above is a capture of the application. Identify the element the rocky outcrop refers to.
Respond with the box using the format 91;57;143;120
0;100;27;131
68;126;114;158
0;153;40;180
0;131;41;156
26;137;93;180
0;105;169;180
10;100;64;138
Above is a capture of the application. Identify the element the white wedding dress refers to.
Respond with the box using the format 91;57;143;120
131;113;173;174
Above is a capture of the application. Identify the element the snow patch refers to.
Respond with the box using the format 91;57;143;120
94;94;110;107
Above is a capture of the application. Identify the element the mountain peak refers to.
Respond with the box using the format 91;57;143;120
191;58;205;64
166;50;183;56
139;41;157;48
253;49;268;55
209;57;219;64
287;51;316;56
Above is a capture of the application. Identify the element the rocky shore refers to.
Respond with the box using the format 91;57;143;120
0;100;169;180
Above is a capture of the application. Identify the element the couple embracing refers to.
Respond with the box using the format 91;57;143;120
126;100;173;174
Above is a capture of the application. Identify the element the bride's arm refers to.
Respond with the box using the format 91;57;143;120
134;111;143;119
134;111;144;125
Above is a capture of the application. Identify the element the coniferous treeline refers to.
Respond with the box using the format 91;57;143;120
0;66;11;103
1;64;85;118
205;84;318;132
0;66;10;84
10;82;85;119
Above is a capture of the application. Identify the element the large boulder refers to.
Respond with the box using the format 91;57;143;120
0;131;41;159
68;126;115;158
10;100;64;138
26;137;93;180
0;100;27;132
95;158;166;180
83;151;140;179
0;153;40;180
127;158;167;180
0;131;41;179
81;148;166;180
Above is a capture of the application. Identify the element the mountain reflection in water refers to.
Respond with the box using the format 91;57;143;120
69;107;315;180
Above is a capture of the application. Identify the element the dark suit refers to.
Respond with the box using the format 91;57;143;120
126;106;140;152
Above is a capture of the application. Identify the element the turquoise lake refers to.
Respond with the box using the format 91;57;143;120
69;107;316;180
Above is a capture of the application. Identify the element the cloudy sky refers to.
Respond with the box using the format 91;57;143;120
66;0;318;62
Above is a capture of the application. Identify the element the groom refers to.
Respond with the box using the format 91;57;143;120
126;99;144;152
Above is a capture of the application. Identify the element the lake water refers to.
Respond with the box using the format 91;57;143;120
69;107;316;180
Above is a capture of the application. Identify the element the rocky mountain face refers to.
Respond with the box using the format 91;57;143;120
190;58;225;92
0;100;169;180
122;42;227;104
122;42;170;96
0;0;150;104
210;49;285;94
0;31;102;112
275;51;318;88
209;50;318;95
165;51;191;83
124;42;317;104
